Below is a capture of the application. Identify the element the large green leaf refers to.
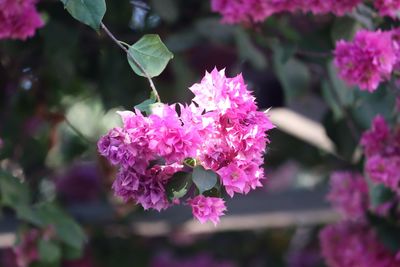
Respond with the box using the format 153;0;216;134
60;0;106;31
192;166;218;194
127;35;174;78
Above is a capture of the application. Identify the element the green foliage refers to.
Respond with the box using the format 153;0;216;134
38;239;62;264
370;184;396;208
0;171;30;208
134;98;156;112
128;35;174;78
268;39;311;104
166;171;192;201
192;166;218;194
368;213;400;252
60;0;106;30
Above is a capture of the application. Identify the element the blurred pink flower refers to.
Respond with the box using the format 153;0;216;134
189;195;227;226
327;171;369;220
0;0;43;40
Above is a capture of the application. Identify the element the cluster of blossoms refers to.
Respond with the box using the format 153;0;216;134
321;111;400;266
326;171;369;220
361;115;400;192
98;68;273;225
334;29;400;92
320;221;400;267
211;0;375;24
320;171;400;267
0;0;43;40
212;0;400;24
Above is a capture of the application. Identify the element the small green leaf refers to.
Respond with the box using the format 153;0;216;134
0;171;30;208
60;0;106;30
192;166;218;194
134;98;156;115
127;34;174;78
166;172;192;201
370;184;396;208
38;240;61;264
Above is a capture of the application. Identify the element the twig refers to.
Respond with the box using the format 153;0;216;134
100;22;161;102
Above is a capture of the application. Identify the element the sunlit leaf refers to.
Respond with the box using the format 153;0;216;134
127;35;174;78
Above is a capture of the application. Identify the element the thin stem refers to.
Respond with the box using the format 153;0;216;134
64;117;93;144
100;22;161;102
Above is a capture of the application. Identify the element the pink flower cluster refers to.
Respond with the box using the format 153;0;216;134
98;68;273;224
320;221;400;267
327;171;369;220
211;0;362;24
0;0;44;40
334;29;399;92
375;0;400;18
361;115;400;193
188;195;226;225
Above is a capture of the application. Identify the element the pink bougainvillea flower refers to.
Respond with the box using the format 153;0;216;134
98;68;273;223
334;30;397;92
375;0;400;18
211;0;361;24
327;172;369;220
361;115;400;193
320;221;400;267
188;195;227;225
0;0;43;40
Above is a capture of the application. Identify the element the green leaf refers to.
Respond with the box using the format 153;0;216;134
34;203;86;250
166;172;192;201
271;40;310;104
134;98;156;115
370;184;396;208
235;28;267;70
38;240;61;264
192;166;218;194
127;34;174;78
331;17;361;42
351;87;396;130
60;0;106;31
0;171;30;208
368;213;400;252
62;243;84;260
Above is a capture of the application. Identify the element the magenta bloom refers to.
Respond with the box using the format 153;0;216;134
334;30;397;92
320;221;400;267
360;115;390;157
211;0;361;24
190;69;274;197
0;0;43;40
98;68;273;223
375;0;400;18
361;115;400;193
327;172;369;220
189;195;227;225
13;229;40;267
